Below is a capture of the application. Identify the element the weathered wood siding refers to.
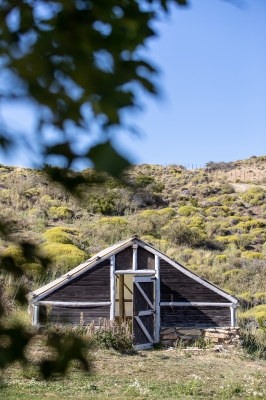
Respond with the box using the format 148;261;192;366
161;306;231;328
133;281;154;345
160;260;231;303
39;305;110;325
42;260;110;302
137;247;155;270
115;247;132;270
160;260;231;327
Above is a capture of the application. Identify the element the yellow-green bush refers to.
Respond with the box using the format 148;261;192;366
1;246;43;277
178;206;197;217
216;235;239;245
0;188;10;203
20;263;43;278
44;227;76;245
242;187;265;206
140;210;158;218
1;245;27;267
241;251;264;260
254;292;266;304
222;269;241;278
98;217;128;227
238;292;253;303
158;208;176;218
215;254;228;263
218;194;236;206
205;206;230;217
233;220;266;233
48;206;74;220
238;304;266;321
40;243;87;274
24;188;40;198
40;195;55;207
188;216;205;229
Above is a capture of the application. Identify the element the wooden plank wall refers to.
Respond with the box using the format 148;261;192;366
115;247;132;270
160;261;231;303
42;260;110;302
160;259;231;328
133;281;154;345
137;247;155;270
161;306;231;328
39;305;110;325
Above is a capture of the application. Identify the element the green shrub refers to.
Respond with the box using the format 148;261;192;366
216;235;239;245
242;187;265;205
205;206;230;217
1;245;27;267
222;269;241;278
254;292;266;303
158;208;176;218
88;192;121;215
215;254;228;263
1;246;44;278
24;188;40;198
44;227;81;245
178;206;197;217
241;251;264;260
140;210;158;218
134;173;154;187
162;221;207;248
239;305;266;321
152;183;164;193
0;189;10;204
40;195;55;207
40;243;87;274
48;206;74;220
20;263;43;278
98;217;128;228
188;215;205;229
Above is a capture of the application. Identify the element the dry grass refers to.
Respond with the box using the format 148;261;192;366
2;336;266;399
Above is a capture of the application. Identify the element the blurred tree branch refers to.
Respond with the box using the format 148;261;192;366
0;0;238;378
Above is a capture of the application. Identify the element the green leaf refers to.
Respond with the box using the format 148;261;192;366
87;141;130;176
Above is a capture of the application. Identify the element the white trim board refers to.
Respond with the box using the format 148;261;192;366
136;240;237;304
38;301;111;307
160;302;233;307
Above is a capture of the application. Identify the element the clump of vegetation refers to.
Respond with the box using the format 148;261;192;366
242;187;266;206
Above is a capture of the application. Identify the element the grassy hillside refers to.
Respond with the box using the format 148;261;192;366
1;156;266;322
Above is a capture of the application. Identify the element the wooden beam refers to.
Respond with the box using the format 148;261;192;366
110;255;115;320
38;301;111;307
119;274;125;322
154;255;160;343
32;304;39;326
132;244;138;271
134;316;153;343
138;310;154;316
160;302;233;307
230;304;237;327
115;270;156;275
135;281;154;310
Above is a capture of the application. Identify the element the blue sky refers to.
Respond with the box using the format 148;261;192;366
1;0;266;169
114;0;266;166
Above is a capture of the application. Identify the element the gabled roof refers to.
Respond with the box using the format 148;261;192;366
27;236;238;304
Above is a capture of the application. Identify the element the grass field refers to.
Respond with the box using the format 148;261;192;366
1;337;266;400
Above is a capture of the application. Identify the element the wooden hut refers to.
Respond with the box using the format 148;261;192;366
27;236;238;349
